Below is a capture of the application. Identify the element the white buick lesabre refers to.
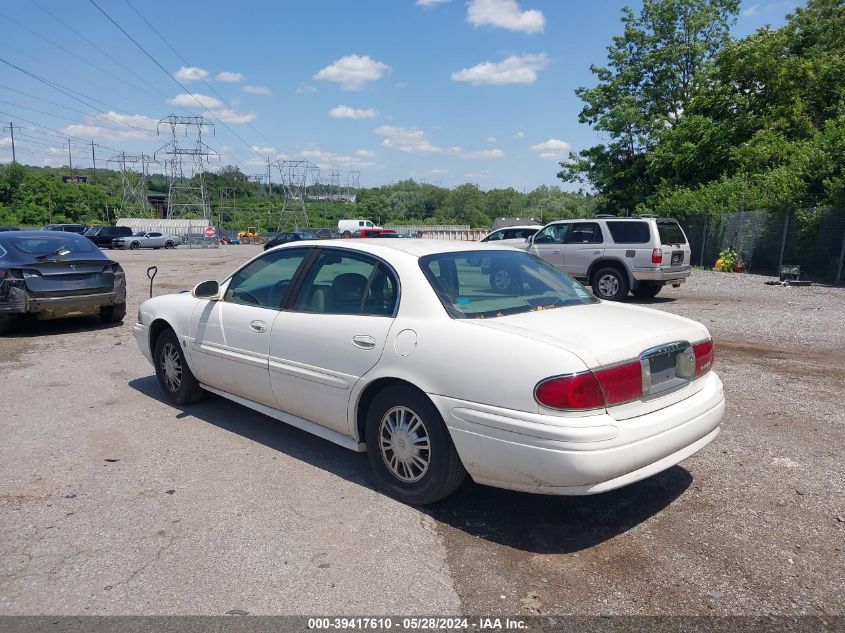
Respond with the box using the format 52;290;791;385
134;240;724;504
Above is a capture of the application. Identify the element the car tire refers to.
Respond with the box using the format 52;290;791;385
0;316;12;335
365;384;466;505
165;241;175;249
100;302;126;323
153;328;204;405
241;236;251;244
631;283;662;299
129;241;140;250
591;266;629;301
342;230;352;238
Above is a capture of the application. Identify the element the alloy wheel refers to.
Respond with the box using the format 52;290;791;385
160;342;182;392
378;406;431;483
598;273;619;297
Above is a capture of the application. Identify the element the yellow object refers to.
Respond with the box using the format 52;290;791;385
714;258;723;271
237;226;264;244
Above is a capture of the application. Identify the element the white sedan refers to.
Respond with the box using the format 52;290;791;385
134;240;724;504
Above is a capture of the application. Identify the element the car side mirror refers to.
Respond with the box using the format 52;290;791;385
192;280;220;300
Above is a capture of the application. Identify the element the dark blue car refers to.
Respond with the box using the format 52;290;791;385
0;231;126;335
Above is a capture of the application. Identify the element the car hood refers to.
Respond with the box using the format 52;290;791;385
467;300;709;368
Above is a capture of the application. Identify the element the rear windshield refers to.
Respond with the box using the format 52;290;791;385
420;251;596;319
606;221;651;243
657;221;687;245
3;234;99;255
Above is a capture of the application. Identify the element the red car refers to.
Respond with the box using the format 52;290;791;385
351;229;397;238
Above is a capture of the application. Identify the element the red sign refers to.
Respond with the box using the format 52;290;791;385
204;226;216;238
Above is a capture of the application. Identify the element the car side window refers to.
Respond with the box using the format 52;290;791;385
292;251;397;316
148;232;161;237
607;221;651;243
486;230;504;241
565;222;603;244
534;224;568;244
224;248;309;309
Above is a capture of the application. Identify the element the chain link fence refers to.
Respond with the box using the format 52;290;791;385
678;207;845;284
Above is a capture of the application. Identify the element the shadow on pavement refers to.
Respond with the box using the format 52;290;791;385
5;315;122;338
129;375;693;554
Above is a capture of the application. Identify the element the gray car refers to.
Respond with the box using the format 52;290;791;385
510;216;691;301
113;231;179;250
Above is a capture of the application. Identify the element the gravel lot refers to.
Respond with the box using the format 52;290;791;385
0;245;842;616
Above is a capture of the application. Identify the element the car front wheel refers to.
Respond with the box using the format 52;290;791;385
153;329;204;405
365;384;465;505
591;266;629;301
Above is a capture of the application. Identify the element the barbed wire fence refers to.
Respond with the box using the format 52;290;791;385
678;207;845;285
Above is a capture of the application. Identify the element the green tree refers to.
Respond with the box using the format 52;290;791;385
560;0;739;214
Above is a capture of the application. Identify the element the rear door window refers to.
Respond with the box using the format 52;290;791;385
565;222;603;244
657;221;687;245
606;221;651;244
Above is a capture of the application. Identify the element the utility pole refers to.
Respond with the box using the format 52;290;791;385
91;141;96;181
3;122;19;162
67;140;73;178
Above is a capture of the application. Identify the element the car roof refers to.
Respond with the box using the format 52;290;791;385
493;225;542;230
274;238;521;259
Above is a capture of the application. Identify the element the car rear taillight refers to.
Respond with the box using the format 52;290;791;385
652;248;663;264
693;340;714;377
594;361;642;405
535;360;644;410
535;372;605;410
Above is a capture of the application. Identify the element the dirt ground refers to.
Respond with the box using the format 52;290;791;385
0;245;842;616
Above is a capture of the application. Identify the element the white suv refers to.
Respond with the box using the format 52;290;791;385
517;216;692;300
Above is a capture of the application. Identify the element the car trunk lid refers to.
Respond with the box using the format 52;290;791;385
469;301;710;419
16;259;115;296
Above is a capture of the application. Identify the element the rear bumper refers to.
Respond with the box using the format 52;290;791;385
0;287;124;317
633;266;691;283
432;372;724;495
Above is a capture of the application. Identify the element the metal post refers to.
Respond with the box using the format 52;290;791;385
9;122;16;162
835;224;845;286
777;211;790;271
700;219;708;267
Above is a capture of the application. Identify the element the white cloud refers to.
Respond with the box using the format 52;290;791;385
60;112;158;142
300;148;375;168
167;93;222;109
513;131;525;139
486;136;497;143
417;0;450;5
211;109;257;124
329;105;379;120
314;54;390;91
243;85;272;95
530;138;571;159
374;125;505;159
451;53;549;85
251;145;276;155
0;137;13;147
174;66;209;81
217;71;245;82
741;2;761;16
356;149;376;157
295;83;317;94
466;0;545;33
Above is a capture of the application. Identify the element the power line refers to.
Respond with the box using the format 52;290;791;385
0;98;156;139
0;57;161;142
0;108;122;153
0;8;162;101
124;0;279;153
30;0;185;106
87;0;266;161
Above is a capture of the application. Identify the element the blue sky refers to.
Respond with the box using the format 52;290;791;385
0;0;797;190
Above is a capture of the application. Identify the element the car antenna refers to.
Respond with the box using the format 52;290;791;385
146;266;158;298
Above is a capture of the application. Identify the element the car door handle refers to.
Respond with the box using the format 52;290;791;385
352;335;376;350
249;320;268;333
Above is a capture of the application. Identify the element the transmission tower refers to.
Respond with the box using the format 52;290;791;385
328;166;342;202
273;160;317;230
106;152;158;218
154;115;218;220
217;187;237;230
